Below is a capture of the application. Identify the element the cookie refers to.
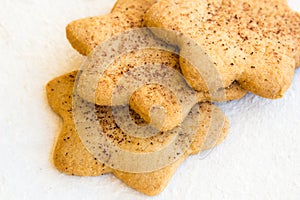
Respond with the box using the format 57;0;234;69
46;71;229;196
66;0;246;131
144;0;300;99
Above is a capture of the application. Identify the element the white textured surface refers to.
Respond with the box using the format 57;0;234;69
0;0;299;199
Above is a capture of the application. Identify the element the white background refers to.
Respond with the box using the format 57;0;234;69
0;0;299;199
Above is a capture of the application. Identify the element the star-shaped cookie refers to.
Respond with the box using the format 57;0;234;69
66;0;246;132
46;71;229;196
144;0;300;99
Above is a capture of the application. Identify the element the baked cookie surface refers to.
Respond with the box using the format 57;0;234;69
46;71;229;196
144;0;300;99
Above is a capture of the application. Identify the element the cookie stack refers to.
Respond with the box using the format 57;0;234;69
46;0;300;196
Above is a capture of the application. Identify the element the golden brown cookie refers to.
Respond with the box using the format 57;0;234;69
144;0;300;99
46;71;229;196
66;0;246;132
